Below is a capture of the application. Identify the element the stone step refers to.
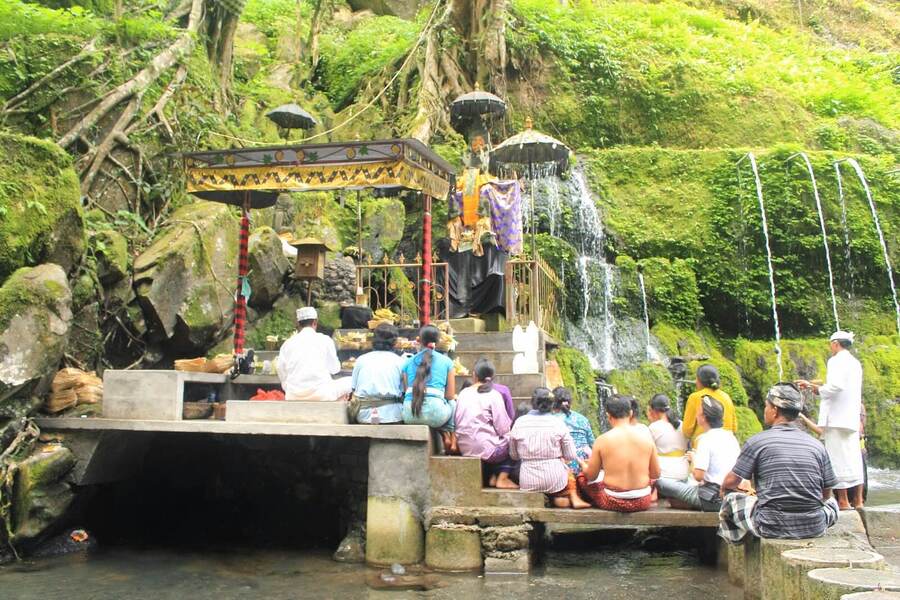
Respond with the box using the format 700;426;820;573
779;548;885;600
481;488;545;509
806;568;900;600
454;332;516;352
454;350;521;373
449;318;486;333
430;456;484;507
429;457;545;509
225;400;349;424
455;373;545;397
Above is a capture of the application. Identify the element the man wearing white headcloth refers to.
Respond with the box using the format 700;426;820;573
796;331;864;510
277;307;352;402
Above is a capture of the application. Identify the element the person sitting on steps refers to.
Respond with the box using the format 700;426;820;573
401;325;458;454
578;394;660;513
657;396;740;512
349;323;405;424
551;386;595;476
277;307;352;402
454;359;518;489
509;388;591;509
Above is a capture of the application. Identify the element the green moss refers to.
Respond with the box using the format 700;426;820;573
554;347;600;432
582;147;899;337
508;0;898;149
607;363;677;423
615;256;702;329
0;265;68;332
735;406;763;445
0;133;84;280
652;323;716;358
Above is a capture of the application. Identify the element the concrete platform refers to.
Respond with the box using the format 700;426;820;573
34;417;430;441
225;400;349;424
427;505;721;528
103;370;228;420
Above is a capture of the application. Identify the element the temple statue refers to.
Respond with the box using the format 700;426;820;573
443;90;523;318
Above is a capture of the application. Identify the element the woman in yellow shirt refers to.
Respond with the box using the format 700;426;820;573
682;364;737;447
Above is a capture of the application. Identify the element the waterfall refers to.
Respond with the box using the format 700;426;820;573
638;271;652;361
789;153;840;330
835;163;855;299
740;153;784;380
835;158;900;335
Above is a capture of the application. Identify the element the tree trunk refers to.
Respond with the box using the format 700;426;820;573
307;0;326;70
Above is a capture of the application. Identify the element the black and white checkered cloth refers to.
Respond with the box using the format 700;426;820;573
718;492;759;543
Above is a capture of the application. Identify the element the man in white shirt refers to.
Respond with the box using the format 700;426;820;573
656;396;741;511
797;330;864;509
276;307;352;402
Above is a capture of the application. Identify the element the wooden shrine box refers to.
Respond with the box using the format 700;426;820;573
291;237;330;279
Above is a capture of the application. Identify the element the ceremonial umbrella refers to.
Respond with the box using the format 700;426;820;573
450;89;507;131
489;117;571;258
265;104;318;131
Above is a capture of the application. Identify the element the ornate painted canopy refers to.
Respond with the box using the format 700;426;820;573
183;138;455;202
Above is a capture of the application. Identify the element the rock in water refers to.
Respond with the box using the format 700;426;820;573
133;202;238;354
8;444;76;544
0;264;73;414
0;133;85;280
248;226;290;309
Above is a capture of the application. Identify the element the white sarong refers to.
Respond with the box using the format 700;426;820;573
286;376;352;402
823;427;864;489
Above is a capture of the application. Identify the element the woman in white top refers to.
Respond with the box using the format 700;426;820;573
656;396;740;511
647;394;689;481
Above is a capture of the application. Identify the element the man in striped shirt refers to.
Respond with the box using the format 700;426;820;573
719;383;840;543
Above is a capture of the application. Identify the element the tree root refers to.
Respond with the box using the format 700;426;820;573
2;38;99;112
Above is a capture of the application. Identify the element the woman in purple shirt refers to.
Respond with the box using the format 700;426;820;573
454;360;518;489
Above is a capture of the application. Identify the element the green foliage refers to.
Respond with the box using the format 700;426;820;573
508;0;899;149
735;406;762;445
554;347;601;432
607;363;677;423
317;15;417;108
0;1;102;41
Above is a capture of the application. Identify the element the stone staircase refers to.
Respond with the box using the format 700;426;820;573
451;328;550;405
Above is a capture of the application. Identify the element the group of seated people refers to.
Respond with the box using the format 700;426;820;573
281;313;842;541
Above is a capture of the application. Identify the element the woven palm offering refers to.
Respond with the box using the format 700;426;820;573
174;357;207;372
204;354;234;374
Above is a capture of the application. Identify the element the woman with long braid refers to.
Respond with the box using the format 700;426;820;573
401;325;458;453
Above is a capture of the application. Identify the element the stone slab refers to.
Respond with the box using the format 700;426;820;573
103;370;227;420
484;550;530;574
427;505;719;528
782;547;885;600
841;593;900;600
861;505;900;541
35;417;430;441
225;400;349;424
429;456;484;507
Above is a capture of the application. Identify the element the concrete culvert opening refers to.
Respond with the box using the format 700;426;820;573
77;434;369;552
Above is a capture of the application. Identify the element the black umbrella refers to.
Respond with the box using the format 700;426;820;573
489;117;570;178
266;104;318;130
489;117;571;258
450;89;507;129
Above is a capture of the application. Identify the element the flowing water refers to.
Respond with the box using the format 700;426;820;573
835;159;900;335
789;153;840;330
739;153;784;380
638;272;652;362
0;545;742;600
835;163;855;299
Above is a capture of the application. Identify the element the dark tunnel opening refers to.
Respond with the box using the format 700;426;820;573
77;434;369;552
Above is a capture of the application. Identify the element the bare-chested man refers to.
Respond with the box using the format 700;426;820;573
577;394;660;512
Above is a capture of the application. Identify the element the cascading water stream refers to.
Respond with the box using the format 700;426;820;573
835;158;900;335
638;271;652;362
834;164;855;299
787;153;840;330
739;153;784;380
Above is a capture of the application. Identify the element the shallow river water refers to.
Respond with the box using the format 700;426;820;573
2;468;897;600
1;546;741;600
